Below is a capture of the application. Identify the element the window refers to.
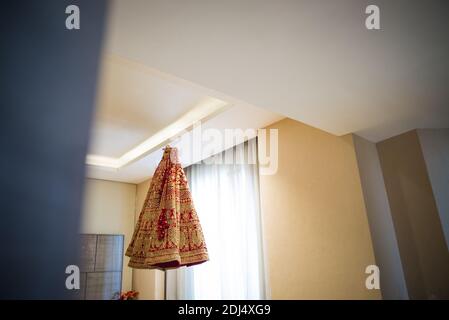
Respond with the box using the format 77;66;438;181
166;139;267;299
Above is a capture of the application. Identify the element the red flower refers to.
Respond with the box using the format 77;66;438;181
119;291;139;300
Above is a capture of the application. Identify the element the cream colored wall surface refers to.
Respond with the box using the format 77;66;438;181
259;118;380;299
132;178;165;300
377;130;449;299
81;178;136;292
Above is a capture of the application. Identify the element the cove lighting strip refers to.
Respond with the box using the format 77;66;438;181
86;97;229;169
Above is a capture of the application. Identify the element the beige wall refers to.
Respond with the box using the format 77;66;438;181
81;178;165;299
81;178;136;292
132;178;165;300
377;130;449;299
259;118;381;299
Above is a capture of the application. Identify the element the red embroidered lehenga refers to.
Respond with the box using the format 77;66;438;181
126;146;209;269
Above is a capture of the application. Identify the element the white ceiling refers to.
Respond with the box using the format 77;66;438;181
89;55;208;157
87;100;283;183
87;54;282;183
88;0;449;183
104;0;449;142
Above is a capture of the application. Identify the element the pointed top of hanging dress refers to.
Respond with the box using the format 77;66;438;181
162;145;180;163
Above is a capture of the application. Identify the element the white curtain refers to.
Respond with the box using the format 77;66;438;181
166;138;267;299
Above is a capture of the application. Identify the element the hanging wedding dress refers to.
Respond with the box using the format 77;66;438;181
126;146;209;269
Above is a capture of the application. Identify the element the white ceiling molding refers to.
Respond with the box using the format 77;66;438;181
86;97;229;169
86;103;283;184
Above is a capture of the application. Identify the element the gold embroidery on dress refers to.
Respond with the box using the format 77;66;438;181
125;146;209;270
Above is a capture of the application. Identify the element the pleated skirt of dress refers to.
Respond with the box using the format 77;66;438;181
125;147;209;270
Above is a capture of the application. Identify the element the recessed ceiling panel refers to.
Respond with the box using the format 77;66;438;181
89;54;206;157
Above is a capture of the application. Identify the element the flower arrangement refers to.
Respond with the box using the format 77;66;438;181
119;290;139;300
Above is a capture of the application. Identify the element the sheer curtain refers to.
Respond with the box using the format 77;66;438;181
166;138;267;299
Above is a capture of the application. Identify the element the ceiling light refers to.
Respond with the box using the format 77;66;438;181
86;97;229;169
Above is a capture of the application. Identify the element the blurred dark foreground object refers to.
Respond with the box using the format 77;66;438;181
0;1;107;299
